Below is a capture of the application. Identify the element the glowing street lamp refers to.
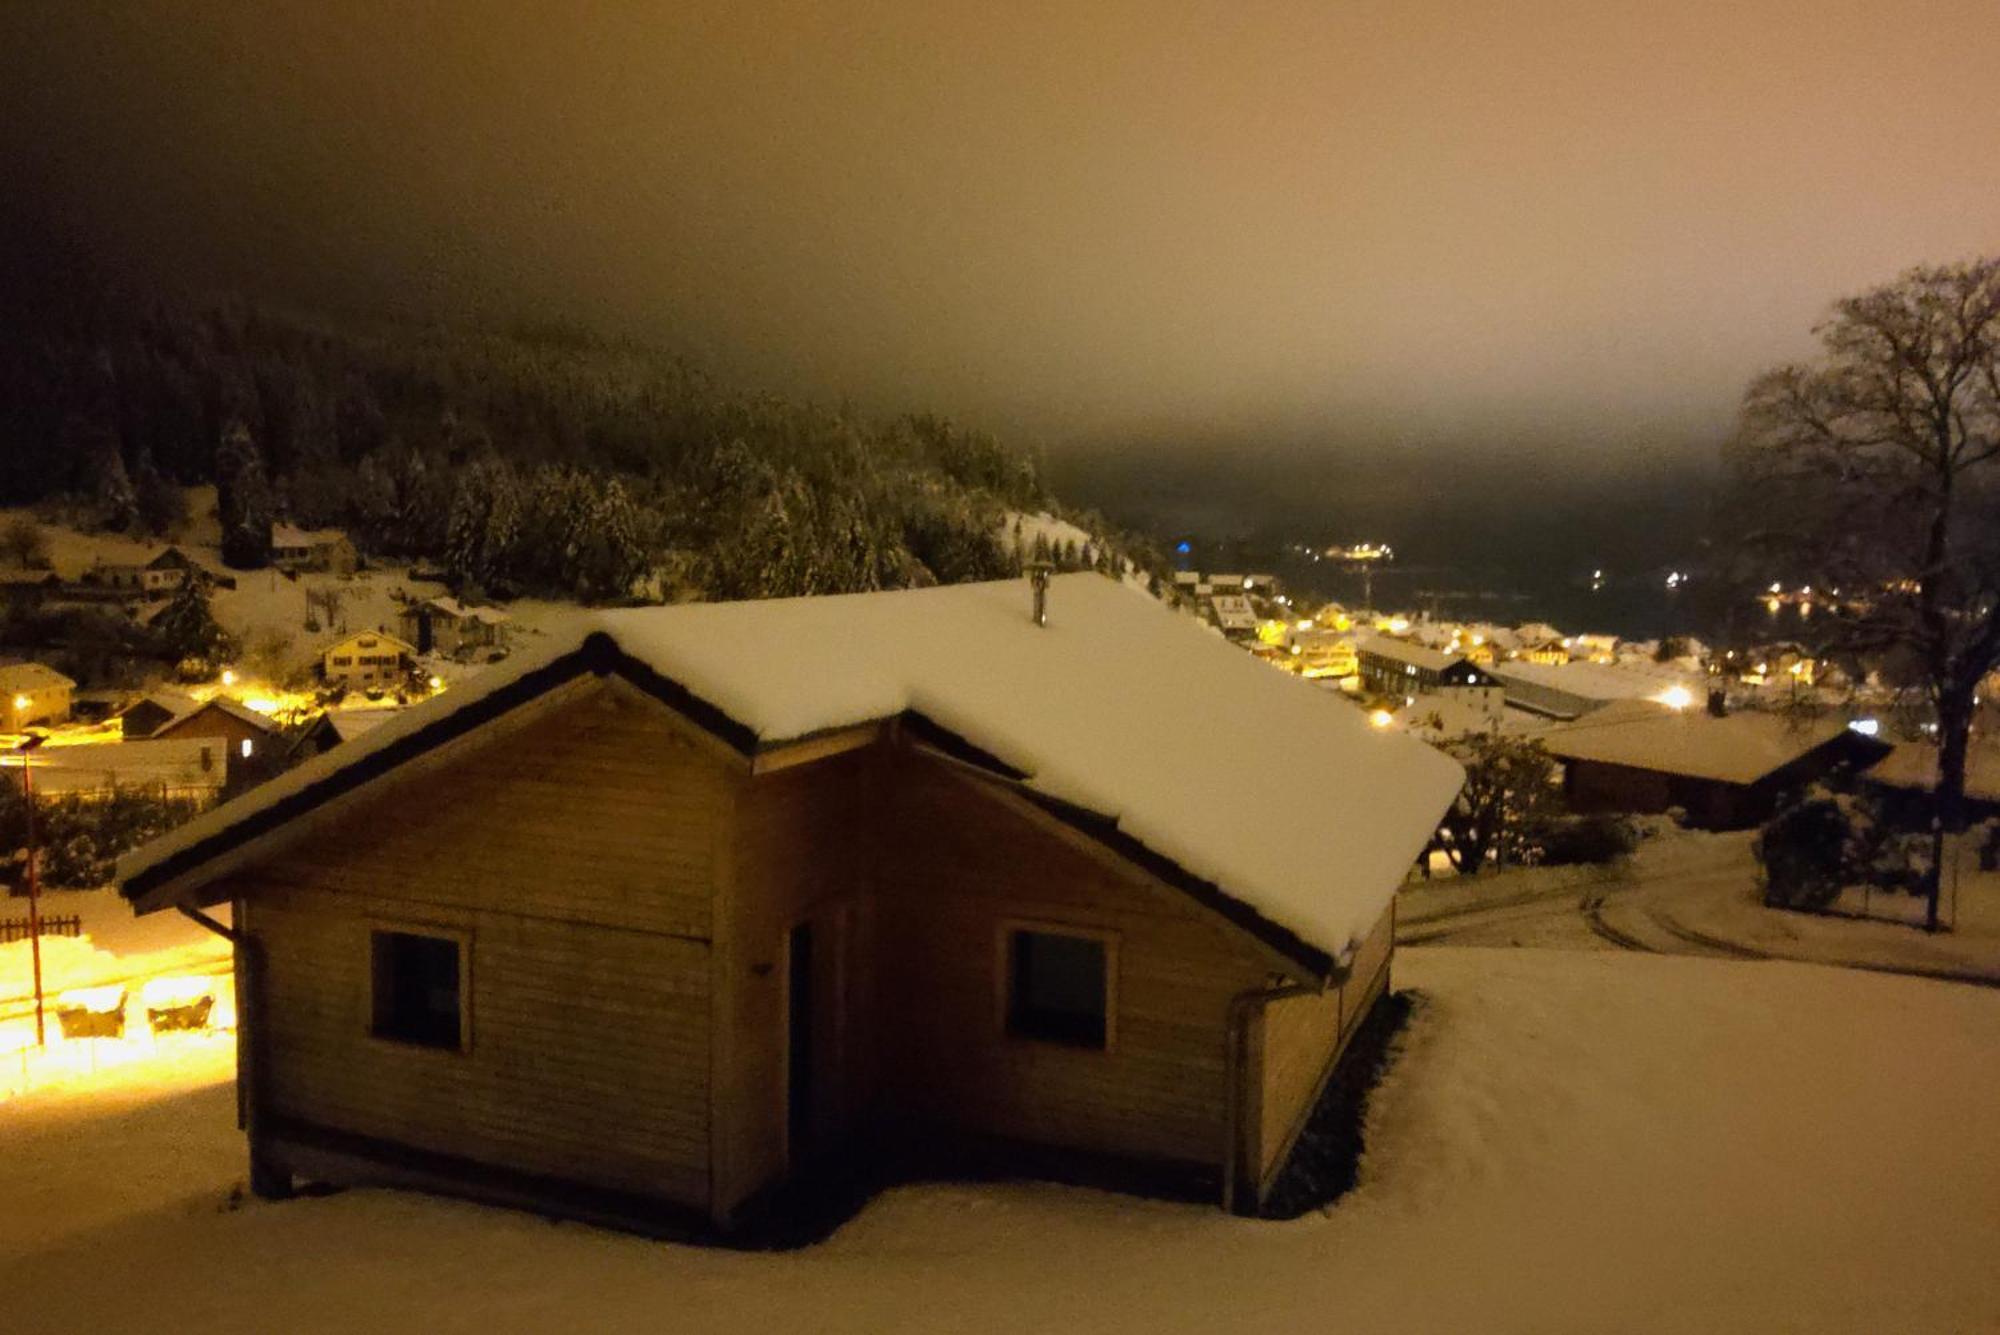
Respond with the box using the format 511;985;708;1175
1655;685;1694;710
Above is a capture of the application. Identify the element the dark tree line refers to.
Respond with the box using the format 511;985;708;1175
0;260;1139;601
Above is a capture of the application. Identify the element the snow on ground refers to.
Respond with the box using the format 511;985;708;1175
1;886;230;1075
2;949;1996;1333
1400;827;2000;981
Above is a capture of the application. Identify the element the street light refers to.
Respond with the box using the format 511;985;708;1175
7;734;47;1047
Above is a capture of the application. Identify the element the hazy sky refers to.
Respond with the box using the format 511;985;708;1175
4;1;1997;477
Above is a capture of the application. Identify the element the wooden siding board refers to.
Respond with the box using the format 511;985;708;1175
873;757;1272;1169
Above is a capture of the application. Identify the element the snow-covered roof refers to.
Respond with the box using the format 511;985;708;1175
1208;594;1259;632
119;575;1463;972
1866;741;2000;804
159;695;282;735
324;708;402;743
271;523;348;549
1353;633;1460;673
323;629;416;655
0;662;76;693
421;596;506;623
15;737;227;796
1537;700;1854;786
1489;658;1697;702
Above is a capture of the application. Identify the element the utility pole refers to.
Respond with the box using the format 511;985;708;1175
12;734;46;1047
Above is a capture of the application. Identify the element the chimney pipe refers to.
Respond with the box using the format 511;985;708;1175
1028;563;1052;627
1706;688;1728;718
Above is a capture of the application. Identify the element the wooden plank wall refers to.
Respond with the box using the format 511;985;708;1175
711;746;877;1218
1250;897;1395;1189
872;756;1272;1169
242;680;725;1208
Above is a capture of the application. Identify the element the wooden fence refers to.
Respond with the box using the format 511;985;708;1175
0;914;83;945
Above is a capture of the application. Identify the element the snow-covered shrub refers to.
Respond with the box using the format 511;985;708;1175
1756;786;1916;910
1535;813;1640;867
1755;793;1854;910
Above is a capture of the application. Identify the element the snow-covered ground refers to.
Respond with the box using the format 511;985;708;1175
1400;827;2000;983
3;949;1997;1333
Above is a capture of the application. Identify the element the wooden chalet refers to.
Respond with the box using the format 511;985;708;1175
1539;698;1888;829
117;574;1461;1235
1353;634;1496;699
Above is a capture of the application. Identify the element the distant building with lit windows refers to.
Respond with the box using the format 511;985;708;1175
1353;634;1495;698
322;631;415;689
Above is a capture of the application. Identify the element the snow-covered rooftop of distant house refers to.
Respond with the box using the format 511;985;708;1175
120;574;1464;966
1353;633;1465;672
422;596;509;624
1866;741;2000;804
1535;698;1853;786
1207;594;1260;632
321;628;416;655
161;695;281;734
270;523;347;549
18;737;228;796
0;662;76;693
1488;657;1699;701
324;708;402;744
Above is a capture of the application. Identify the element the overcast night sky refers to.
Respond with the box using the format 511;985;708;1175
3;1;1997;526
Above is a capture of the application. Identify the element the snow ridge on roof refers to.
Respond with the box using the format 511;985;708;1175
121;576;1463;964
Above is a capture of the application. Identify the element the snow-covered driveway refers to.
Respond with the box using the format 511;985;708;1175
4;949;1997;1334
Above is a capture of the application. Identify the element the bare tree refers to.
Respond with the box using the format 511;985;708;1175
0;514;48;568
305;584;346;634
1731;257;2000;929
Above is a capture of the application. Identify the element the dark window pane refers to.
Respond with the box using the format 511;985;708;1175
1008;930;1107;1048
371;930;462;1049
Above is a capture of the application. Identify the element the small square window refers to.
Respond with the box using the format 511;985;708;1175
370;930;464;1049
1006;929;1108;1048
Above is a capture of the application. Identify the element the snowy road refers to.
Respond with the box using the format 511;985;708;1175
4;949;1999;1334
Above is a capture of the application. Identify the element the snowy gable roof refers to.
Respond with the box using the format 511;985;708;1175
1353;633;1460;673
1537;700;1855;786
0;662;76;693
119;575;1462;974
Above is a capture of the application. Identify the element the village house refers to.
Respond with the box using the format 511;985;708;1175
116;573;1461;1236
150;696;285;774
321;630;416;690
0;661;75;730
1517;636;1572;667
1288;627;1359;681
271;524;360;575
117;690;202;739
87;546;201;598
1538;697;1887;829
1353;633;1496;701
1207;593;1261;638
398;596;511;657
